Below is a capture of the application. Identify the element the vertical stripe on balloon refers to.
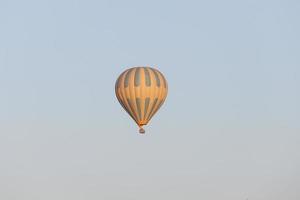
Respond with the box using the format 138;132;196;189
144;97;150;120
147;98;158;120
144;67;151;87
134;67;141;87
136;98;142;121
157;70;167;88
127;98;137;122
124;68;133;88
151;68;161;87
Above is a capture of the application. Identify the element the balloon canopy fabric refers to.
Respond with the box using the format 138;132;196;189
115;67;168;134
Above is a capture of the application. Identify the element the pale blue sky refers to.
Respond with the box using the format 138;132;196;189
0;0;299;199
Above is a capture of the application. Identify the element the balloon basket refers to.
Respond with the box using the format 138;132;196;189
139;127;145;134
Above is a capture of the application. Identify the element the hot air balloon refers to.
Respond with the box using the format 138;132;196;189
115;66;168;134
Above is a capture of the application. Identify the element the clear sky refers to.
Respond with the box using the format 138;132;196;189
0;0;299;199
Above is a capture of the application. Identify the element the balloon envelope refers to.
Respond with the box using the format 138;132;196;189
115;66;168;133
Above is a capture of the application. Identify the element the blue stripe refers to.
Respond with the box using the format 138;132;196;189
144;68;151;87
144;97;150;119
147;98;158;120
118;98;135;120
134;68;141;87
158;71;167;88
136;98;142;120
116;71;125;89
124;68;133;88
127;98;138;122
150;68;161;87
